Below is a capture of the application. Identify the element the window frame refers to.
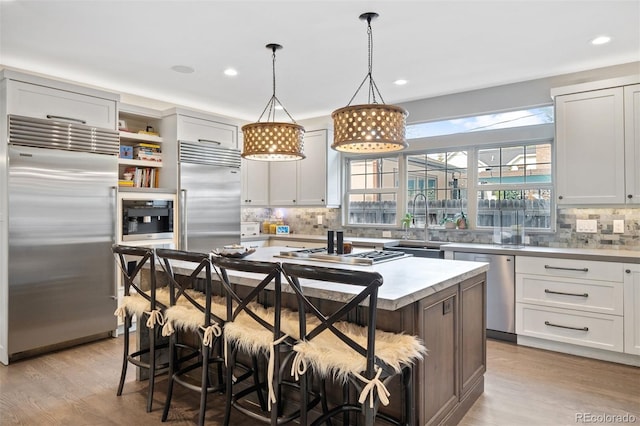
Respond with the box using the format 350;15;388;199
342;121;556;232
343;154;406;228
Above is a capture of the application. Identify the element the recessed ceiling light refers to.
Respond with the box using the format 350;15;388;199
393;79;408;86
591;35;611;45
171;65;195;74
224;68;238;77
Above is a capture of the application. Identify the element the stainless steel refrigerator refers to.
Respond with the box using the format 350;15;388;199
7;115;119;360
178;140;241;252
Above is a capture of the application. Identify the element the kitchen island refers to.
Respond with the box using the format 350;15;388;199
163;246;489;425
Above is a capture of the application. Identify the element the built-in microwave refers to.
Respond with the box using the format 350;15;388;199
121;199;174;241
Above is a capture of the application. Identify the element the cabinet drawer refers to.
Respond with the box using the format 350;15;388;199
516;274;623;315
177;115;237;148
516;303;624;352
7;81;117;129
516;256;623;282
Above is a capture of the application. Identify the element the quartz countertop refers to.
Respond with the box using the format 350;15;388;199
169;246;488;311
441;242;640;263
241;234;640;263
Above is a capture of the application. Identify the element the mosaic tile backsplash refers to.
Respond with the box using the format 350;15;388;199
242;207;640;251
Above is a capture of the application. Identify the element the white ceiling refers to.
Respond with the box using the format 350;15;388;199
1;1;639;122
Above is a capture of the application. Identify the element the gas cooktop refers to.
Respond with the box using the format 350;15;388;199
276;248;411;266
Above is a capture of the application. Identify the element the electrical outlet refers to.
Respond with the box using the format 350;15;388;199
382;230;392;238
576;219;598;233
613;219;625;233
317;215;323;225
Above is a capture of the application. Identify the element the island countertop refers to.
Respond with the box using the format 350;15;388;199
169;246;489;311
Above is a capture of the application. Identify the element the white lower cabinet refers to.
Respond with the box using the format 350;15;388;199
517;303;624;352
624;264;640;355
516;256;625;353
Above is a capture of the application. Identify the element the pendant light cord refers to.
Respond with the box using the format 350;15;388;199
257;46;297;123
347;14;386;106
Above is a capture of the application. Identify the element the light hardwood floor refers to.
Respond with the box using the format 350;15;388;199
0;337;638;425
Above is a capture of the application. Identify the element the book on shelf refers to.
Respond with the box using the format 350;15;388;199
122;167;159;188
118;180;134;187
134;142;161;150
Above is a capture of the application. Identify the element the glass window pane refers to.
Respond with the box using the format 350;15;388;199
348;192;396;225
407;106;554;139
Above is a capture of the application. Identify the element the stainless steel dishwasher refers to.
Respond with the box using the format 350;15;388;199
454;252;516;342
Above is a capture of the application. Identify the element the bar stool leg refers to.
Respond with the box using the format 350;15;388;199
147;319;156;412
117;315;131;396
161;332;177;422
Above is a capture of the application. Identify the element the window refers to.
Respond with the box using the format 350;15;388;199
406;106;554;139
344;109;555;230
407;151;468;226
477;143;552;229
346;157;401;225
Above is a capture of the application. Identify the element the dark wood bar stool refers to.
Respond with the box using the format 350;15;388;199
155;248;227;426
112;244;170;413
212;257;317;426
282;262;427;426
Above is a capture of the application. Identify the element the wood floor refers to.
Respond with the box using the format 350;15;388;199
0;337;638;425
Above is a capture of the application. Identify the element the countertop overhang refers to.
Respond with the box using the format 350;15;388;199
167;246;489;311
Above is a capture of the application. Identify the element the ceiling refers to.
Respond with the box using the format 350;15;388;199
1;1;639;122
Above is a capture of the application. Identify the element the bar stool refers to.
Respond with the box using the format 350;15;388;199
212;256;317;426
112;244;170;413
155;248;227;426
282;262;427;426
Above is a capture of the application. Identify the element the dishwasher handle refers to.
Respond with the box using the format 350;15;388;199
544;265;589;273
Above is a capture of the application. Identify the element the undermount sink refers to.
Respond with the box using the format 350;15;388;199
385;240;447;258
391;240;447;250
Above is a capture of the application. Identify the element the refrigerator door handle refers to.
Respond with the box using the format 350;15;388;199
180;189;188;250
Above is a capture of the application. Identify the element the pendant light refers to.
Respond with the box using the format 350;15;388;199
242;43;305;161
331;12;408;153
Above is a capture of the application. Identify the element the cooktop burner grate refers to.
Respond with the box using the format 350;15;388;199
277;248;410;265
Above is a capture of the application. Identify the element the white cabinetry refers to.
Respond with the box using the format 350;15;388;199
624;84;640;204
624;264;640;355
553;78;640;205
240;134;269;206
5;75;118;129
516;256;624;352
555;87;625;204
268;129;340;207
176;111;237;149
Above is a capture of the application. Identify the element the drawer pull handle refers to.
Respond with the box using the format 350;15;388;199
544;321;589;332
46;114;87;124
198;139;221;145
544;289;589;298
544;265;588;272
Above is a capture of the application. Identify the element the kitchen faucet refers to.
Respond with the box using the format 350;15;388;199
411;193;430;241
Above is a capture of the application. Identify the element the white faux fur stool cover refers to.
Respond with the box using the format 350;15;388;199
161;294;227;338
290;321;426;407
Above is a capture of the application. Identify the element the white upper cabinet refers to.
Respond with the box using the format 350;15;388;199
555;87;625;205
177;114;237;149
553;77;640;205
268;129;340;207
624;84;640;204
5;77;118;130
240;133;270;206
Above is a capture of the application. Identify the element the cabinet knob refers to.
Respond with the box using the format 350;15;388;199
558;195;563;200
321;199;325;202
628;194;633;199
248;200;251;202
626;269;632;274
293;200;296;203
